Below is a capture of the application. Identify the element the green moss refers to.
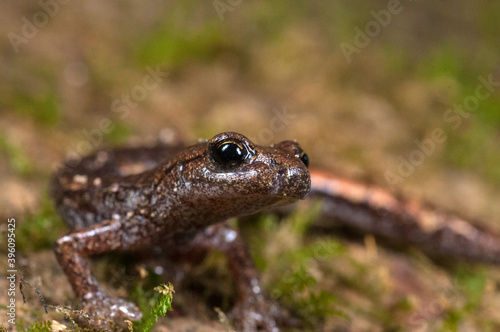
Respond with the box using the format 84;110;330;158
477;2;500;53
382;45;414;76
0;61;60;127
132;283;174;332
105;121;134;145
417;45;467;82
12;90;60;126
130;267;165;313
246;214;280;272
441;309;463;332
413;42;500;184
247;2;301;39
436;266;487;332
134;2;228;68
444;125;500;184
16;196;65;252
476;95;500;127
18;319;106;332
454;266;487;310
268;238;346;327
20;320;52;332
0;135;34;176
244;205;346;328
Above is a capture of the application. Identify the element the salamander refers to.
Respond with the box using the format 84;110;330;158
51;130;500;331
51;131;310;331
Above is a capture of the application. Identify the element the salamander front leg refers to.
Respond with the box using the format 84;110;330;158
177;223;288;332
54;219;144;329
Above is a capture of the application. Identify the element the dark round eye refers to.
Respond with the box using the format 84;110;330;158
299;152;309;168
213;141;248;167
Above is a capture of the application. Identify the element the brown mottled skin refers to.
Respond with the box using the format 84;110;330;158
51;132;310;331
310;170;500;265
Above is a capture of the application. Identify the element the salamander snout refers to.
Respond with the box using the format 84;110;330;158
270;140;311;200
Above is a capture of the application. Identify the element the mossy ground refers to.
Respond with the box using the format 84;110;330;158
1;1;500;331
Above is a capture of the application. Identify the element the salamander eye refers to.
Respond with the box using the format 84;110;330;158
213;141;248;167
299;152;309;168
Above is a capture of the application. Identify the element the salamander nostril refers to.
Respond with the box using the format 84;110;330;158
277;168;288;178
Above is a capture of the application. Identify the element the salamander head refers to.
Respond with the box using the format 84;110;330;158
164;132;311;219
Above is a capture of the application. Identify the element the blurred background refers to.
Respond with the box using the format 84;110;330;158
1;1;500;331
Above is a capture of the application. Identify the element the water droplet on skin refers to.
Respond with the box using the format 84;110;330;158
225;230;237;242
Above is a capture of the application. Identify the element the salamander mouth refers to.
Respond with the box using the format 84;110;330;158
279;188;310;200
267;185;310;204
272;193;307;205
252;194;301;211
